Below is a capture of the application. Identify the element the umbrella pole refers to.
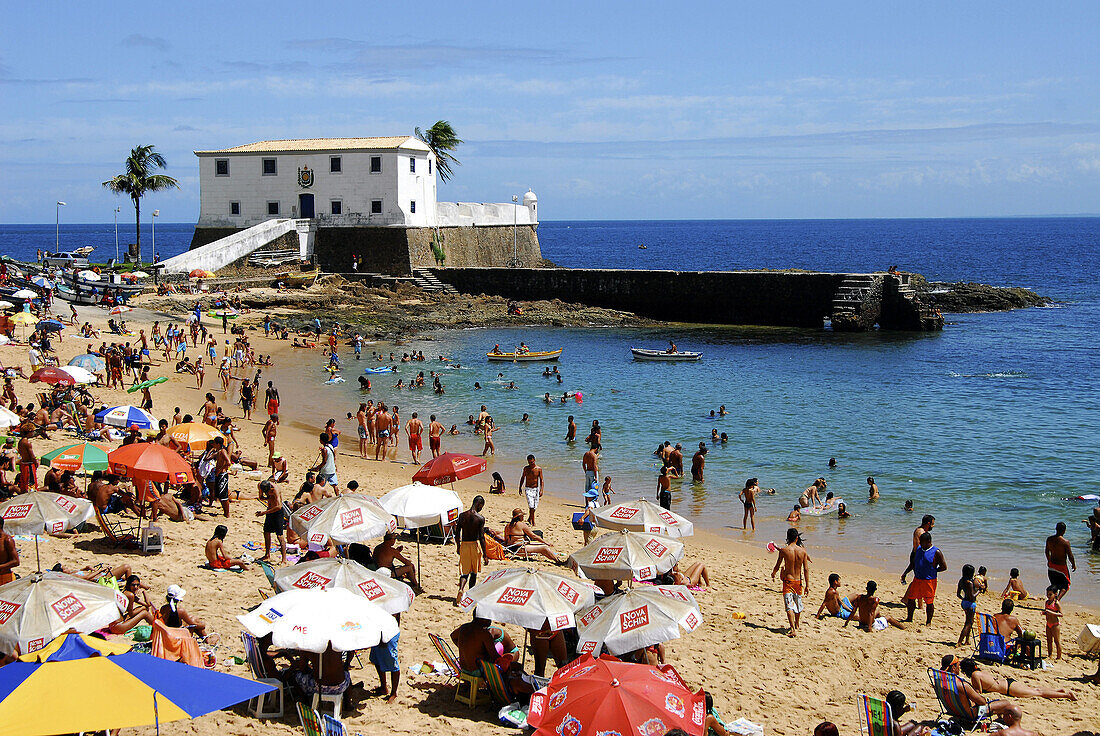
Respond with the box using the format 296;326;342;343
34;533;41;572
154;691;160;736
521;629;528;668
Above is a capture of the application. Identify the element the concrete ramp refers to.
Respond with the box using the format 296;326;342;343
160;218;313;274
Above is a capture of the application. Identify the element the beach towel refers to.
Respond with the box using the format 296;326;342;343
150;619;205;667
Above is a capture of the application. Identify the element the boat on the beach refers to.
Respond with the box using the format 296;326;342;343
273;269;319;289
487;349;562;362
630;347;702;362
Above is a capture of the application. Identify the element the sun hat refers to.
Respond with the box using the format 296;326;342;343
584;488;599;499
166;584;186;600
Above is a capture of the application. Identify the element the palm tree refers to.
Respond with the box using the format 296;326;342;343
102;145;179;263
415;121;463;183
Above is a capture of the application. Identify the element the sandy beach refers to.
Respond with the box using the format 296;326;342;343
9;296;1098;736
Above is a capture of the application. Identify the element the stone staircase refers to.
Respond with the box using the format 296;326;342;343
411;268;458;294
830;274;881;331
881;273;944;330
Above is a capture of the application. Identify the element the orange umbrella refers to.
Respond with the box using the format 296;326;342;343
167;422;225;451
107;443;194;487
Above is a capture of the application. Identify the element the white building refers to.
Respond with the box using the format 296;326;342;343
193;136;537;229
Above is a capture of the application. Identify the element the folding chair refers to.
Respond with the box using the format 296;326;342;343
93;505;138;547
427;632;459;685
856;693;894;736
241;632;284;719
480;659;514;705
257;559;278;591
926;668;995;732
296;702;325;736
322;714;345;736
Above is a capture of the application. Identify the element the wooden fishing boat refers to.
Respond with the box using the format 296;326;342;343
630;347;702;362
273;269;319;289
486;349;562;362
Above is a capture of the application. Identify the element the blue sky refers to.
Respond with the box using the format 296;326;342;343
2;1;1098;223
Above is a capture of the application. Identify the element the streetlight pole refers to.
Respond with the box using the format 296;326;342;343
151;209;159;267
55;201;66;253
114;207;120;264
511;194;519;268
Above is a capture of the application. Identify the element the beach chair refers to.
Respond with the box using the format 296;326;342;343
258;559;278;591
480;659;514;705
241;632;284;719
322;715;345;736
93;505;139;547
856;693;895;736
296;702;325;736
975;612;1007;664
428;633;460;685
926;668;994;732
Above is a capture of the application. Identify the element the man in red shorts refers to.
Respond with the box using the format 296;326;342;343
405;412;424;465
428;414;444;459
901;531;947;625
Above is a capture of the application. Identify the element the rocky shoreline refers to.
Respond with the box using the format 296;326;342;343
911;278;1052;313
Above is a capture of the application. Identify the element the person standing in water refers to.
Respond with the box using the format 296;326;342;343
739;478;758;530
1044;522;1075;600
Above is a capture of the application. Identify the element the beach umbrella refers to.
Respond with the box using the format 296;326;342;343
166;421;225;451
77;270;100;281
10;312;37;325
108;442;194;486
108;305;132;316
594;498;695;537
379;482;461;528
28;366;76;386
68;353;105;372
11;290;38;300
458;567;599;632
56;365;96;384
131;271;150;278
0;571;127;656
40;443;110;473
30;276;53;290
238;587;398;653
35;320;64;333
95;404;157;429
0;407;20;429
567;529;685;582
0;301;13;310
0;632;274;736
207;309;237;319
188;269;205;278
18;631;131;659
272;556;414;615
575;585;702;656
290;493;397;546
527;654;706;736
0;492;96;569
411;451;487;487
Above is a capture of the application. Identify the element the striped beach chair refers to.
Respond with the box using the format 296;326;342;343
856;693;894;736
428;632;460;685
481;660;513;705
927;668;994;732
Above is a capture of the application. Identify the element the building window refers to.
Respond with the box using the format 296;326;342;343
331;200;342;215
370;199;382;214
409;200;416;214
370;156;382;173
215;159;230;176
262;158;277;176
409;157;416;173
267;201;280;216
330;156;341;173
428;159;431;176
230;201;240;216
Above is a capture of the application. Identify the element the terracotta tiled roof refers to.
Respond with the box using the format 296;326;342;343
195;136;428;155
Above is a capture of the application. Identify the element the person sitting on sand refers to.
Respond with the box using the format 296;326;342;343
844;580;905;632
373;532;418;589
960;658;1076;700
488;472;506;494
883;691;931;736
160;584;215;642
939;655;1017;719
997;704;1038;736
816;573;854;620
268;452;288;483
205;525;251;570
503;508;563;563
671;560;710;588
974;566;988;594
1002;568;1028;600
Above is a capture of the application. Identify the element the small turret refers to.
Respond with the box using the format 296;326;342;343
522;188;537;220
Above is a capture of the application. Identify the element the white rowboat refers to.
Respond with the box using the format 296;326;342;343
630;348;702;362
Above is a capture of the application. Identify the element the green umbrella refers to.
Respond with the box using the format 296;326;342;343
40;442;111;472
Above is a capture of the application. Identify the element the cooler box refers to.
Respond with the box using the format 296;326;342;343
1077;623;1100;654
571;512;594;531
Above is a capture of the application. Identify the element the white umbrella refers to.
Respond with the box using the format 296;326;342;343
567;529;685;582
0;407;20;429
0;571;128;655
57;365;97;385
594;498;694;537
290;494;396;547
12;290;38;299
77;271;100;282
238;587;398;653
458;567;599;631
575;585;702;656
31;276;54;290
0;335;9;346
1;492;95;569
272;556;414;615
108;306;132;316
131;271;150;278
378;482;461;528
0;301;12;310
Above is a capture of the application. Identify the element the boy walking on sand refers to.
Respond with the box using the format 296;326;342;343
772;528;810;637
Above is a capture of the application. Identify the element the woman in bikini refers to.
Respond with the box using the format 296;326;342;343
503;509;563;563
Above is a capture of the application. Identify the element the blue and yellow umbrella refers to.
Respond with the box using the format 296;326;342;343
0;633;273;736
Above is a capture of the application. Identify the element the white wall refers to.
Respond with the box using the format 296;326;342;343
196;146;436;228
436;201;538;227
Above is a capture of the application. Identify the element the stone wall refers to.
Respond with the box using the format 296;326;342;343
408;225;541;270
431;267;848;328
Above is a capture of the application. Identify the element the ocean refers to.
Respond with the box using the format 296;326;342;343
6;217;1100;603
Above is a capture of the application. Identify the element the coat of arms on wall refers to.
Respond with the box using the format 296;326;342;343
297;166;314;188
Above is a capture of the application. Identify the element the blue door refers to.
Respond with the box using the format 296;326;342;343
299;193;315;218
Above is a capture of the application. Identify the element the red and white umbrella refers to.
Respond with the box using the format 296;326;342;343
0;493;94;536
458;568;600;631
567;530;684;582
108;306;132;316
411;452;486;486
289;494;396;546
0;572;128;656
575;585;702;656
528;654;706;736
271;556;414;615
594;498;694;537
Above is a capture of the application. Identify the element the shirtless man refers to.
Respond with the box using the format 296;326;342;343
451;616;499;675
374;403;392;461
997;705;1038;736
428;414;445;458
355;403;369;458
867;476;880;501
739;477;758;530
771;528;810;637
455;496;488;605
656;466;672;510
668;444;684;478
211;435;232;517
960;658;1076;700
405;412;424;464
565;415;576;443
17;431;38;492
255;480;286;564
843;580;904;632
265;381;280;418
993;598;1024;642
374;532;418;589
518;454;544;525
268;452;288;483
0;518;18;584
1044;522;1075;600
206;524;252;569
690;445;706;483
582;445;600;497
815;573;854;620
913;514;935;548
